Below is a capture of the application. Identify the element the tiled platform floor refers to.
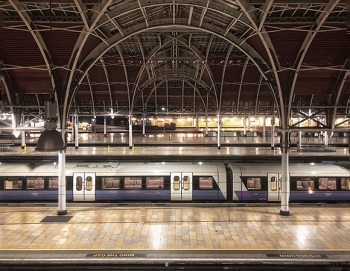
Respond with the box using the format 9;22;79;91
1;204;350;269
1;204;350;251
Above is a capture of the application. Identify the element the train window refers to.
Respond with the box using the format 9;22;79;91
76;176;83;191
4;179;22;190
85;176;93;191
318;178;336;190
102;177;120;189
49;178;58;189
27;177;44;189
270;177;277;191
199;177;213;189
183;175;190;191
124;177;142;189
173;175;180;191
246;178;261;190
296;178;314;191
146;177;164;189
341;178;350;190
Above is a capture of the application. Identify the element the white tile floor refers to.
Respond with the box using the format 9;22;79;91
1;205;350;251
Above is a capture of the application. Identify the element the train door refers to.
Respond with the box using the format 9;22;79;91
170;172;193;201
73;173;96;201
267;173;280;201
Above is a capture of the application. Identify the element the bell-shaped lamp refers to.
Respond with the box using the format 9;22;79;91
36;101;66;152
36;129;66;151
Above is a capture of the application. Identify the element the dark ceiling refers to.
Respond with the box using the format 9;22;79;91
0;0;349;131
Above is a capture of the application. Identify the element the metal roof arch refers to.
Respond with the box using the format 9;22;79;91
130;34;218;107
287;0;341;128
70;23;273;129
135;75;209;116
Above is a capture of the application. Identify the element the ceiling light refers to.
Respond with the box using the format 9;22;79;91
36;101;65;152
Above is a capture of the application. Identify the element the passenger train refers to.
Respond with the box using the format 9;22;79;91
0;162;349;203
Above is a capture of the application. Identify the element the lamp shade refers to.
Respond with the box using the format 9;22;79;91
36;129;66;151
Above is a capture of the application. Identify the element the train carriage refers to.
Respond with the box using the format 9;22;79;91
0;162;350;203
229;163;350;202
0;162;227;202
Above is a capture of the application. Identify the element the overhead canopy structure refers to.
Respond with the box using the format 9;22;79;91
0;0;349;132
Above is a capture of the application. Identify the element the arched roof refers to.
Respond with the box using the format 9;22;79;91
0;0;349;131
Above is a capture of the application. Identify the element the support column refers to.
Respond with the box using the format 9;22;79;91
103;116;107;137
271;117;275;149
297;117;302;148
128;114;133;149
280;130;290;216
262;117;266;141
21;131;26;149
205;116;208;137
57;150;67;215
61;128;67;149
71;115;75;142
205;110;208;137
142;114;146;137
243;117;247;136
205;94;209;137
74;115;79;149
217;114;221;149
324;131;328;146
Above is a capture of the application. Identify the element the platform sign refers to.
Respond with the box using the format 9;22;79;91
73;172;96;201
170;172;193;201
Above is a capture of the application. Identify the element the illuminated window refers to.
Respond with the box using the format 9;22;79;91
296;178;314;191
49;178;58;189
270;176;277;191
146;177;164;189
183;175;190;191
27;177;45;189
124;177;142;189
102;177;120;189
246;178;261;190
318;178;336;190
199;177;213;189
173;175;180;191
341;178;350;190
4;179;22;190
85;176;93;191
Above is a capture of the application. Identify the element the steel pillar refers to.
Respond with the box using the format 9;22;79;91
57;150;67;215
280;130;290;216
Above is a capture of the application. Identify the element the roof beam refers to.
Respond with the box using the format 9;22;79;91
287;0;340;124
236;0;282;126
63;0;113;126
330;59;350;129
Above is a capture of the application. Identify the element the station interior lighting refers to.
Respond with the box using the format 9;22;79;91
12;130;20;138
36;101;66;152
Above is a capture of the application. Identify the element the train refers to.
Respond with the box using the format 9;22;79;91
0;161;349;203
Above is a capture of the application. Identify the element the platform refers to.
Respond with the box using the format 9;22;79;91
0;132;349;163
1;133;350;269
0;204;350;270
